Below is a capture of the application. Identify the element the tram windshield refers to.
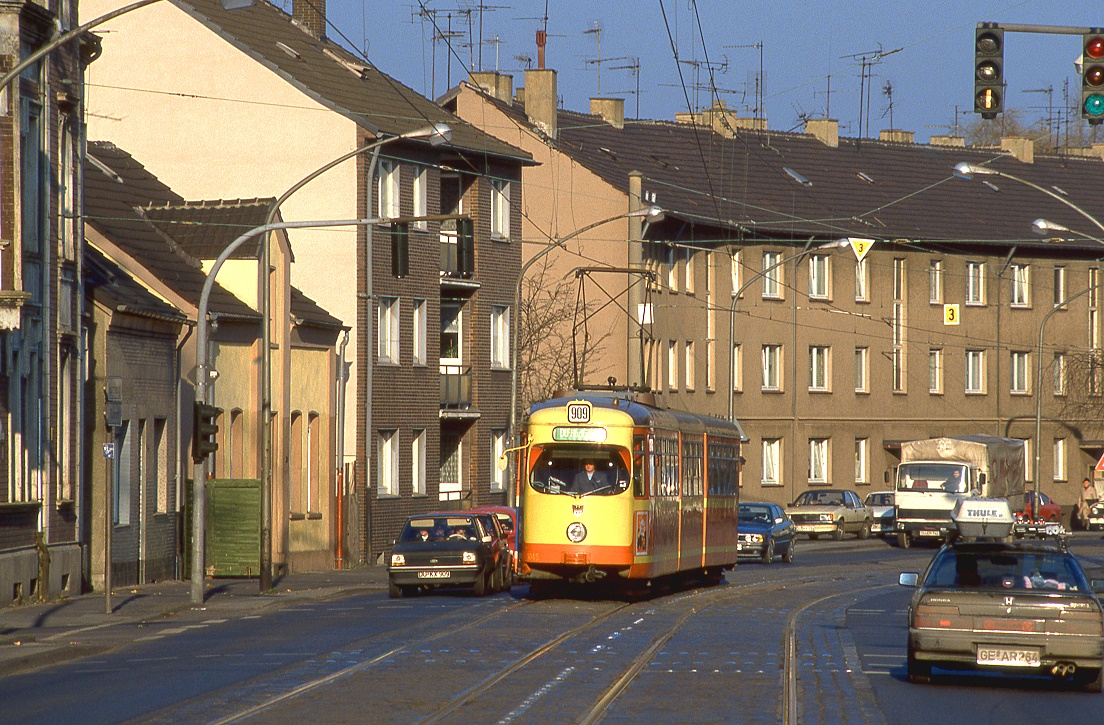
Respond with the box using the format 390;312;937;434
528;445;629;497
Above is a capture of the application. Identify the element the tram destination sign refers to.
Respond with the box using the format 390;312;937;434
552;427;607;443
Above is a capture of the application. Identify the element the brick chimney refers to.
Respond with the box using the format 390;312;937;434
879;129;915;144
929;135;966;148
805;118;838;148
469;71;513;104
590;97;624;128
1001;136;1034;164
293;0;326;39
524;68;558;139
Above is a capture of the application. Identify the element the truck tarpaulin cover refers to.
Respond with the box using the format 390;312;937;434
900;435;1026;500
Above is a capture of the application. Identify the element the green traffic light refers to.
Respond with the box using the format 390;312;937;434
1086;93;1104;118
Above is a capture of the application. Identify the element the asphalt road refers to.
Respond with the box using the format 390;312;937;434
5;535;1104;724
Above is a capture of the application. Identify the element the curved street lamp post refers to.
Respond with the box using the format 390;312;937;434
726;238;853;421
506;205;664;505
257;123;450;591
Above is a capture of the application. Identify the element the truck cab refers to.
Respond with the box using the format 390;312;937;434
895;461;979;548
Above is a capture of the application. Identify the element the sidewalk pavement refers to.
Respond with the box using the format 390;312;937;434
0;566;390;676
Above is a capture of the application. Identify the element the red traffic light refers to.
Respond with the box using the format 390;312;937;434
1086;35;1104;61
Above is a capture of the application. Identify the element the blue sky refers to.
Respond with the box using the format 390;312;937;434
304;0;1101;143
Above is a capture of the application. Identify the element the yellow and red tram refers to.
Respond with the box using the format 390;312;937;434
517;391;746;591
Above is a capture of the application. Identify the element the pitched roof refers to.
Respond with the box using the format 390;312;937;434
85;141;259;319
87;142;345;329
84;245;187;323
466;85;1104;251
171;0;531;164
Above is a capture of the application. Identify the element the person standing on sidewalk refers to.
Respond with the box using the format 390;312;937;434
1077;477;1098;530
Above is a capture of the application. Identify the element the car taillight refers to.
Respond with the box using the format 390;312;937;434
913;603;967;630
1050;610;1104;635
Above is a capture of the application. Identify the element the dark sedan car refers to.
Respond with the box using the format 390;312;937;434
737;502;796;564
388;513;508;598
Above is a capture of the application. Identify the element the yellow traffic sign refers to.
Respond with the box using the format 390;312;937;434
848;238;875;262
944;304;961;325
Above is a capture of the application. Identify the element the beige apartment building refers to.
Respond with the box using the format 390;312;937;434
448;70;1104;512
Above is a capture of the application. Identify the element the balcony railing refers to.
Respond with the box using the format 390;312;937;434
440;365;472;407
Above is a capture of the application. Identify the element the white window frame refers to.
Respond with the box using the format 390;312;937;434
1054;266;1067;307
377;296;400;363
490;430;507;492
1011;263;1031;308
1023;438;1034;481
1054;352;1067;396
809;345;830;391
490;178;510;238
854;347;868;393
684;248;695;294
666;246;678;291
762;438;781;486
491;304;510;369
412;165;428;230
412;299;427;365
966;261;986;305
762;251;782;299
855;258;869;302
731;343;743;393
965;349;986;394
440;303;463;365
762;344;782;391
809;254;829;300
377;160;399;219
809;438;829;484
378;430;399;496
730;251;742;297
668;340;678;391
685;340;696;391
929;348;943;395
1010;351;1030;394
412;429;426;495
706;339;715;392
1053;438;1067;481
929;260;943;304
854;438;868;484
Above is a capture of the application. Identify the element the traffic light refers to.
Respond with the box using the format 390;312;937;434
974;25;1004;119
192;402;222;462
1082;31;1104;125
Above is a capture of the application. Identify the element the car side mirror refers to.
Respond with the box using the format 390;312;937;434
774;517;784;524
899;572;919;588
978;472;986;487
482;535;493;543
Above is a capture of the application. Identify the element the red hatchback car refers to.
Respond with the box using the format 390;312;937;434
470;506;519;573
1019;492;1063;522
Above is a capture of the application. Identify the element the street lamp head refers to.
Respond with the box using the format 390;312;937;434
1032;218;1071;237
403;122;452;146
627;205;665;223
953;162;991;180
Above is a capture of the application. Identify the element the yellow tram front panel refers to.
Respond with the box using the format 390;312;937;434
521;402;638;578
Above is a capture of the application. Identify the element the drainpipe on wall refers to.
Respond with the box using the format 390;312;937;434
334;328;349;569
174;322;194;578
363;146;381;565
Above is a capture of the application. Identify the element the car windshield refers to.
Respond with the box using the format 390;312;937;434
794;491;844;507
866;493;893;507
898;463;969;493
739;505;773;523
924;548;1090;592
399;517;481;543
528;445;629;497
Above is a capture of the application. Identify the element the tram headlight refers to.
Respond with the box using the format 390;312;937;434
566;522;587;543
390;553;405;567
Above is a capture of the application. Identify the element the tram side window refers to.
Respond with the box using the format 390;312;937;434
633;435;647;497
707;442;738;497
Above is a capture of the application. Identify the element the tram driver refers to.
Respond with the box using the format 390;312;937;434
570;459;609;493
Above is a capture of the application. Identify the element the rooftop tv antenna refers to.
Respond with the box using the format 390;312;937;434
841;44;901;138
724;41;764;120
607;56;642;117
